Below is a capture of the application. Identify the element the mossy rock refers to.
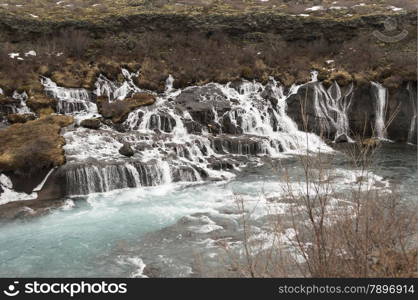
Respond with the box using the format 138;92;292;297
0;95;19;106
27;94;57;114
6;113;36;124
80;118;101;129
98;93;156;124
327;70;353;87
0;115;74;175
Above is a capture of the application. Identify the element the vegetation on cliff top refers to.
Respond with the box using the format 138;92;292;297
0;0;416;96
0;0;416;22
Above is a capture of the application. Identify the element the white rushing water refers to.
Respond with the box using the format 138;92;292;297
310;81;354;142
407;81;417;144
57;73;333;196
0;160;396;277
371;81;388;140
41;77;97;115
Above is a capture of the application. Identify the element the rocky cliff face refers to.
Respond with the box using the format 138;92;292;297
287;80;417;143
0;11;414;41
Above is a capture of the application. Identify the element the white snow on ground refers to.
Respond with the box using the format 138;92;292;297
8;53;19;59
387;5;403;12
306;6;324;11
25;50;37;57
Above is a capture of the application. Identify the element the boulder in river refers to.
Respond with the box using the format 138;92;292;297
80;118;101;129
119;143;135;157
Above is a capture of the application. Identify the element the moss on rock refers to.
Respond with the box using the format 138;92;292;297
98;93;156;123
27;94;57;114
0;115;74;176
6;113;36;124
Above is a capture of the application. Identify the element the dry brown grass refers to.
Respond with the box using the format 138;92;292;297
0;115;74;175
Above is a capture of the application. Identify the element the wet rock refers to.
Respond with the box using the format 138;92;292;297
210;135;268;155
207;122;221;135
0;199;66;223
207;158;235;171
387;82;417;144
98;93;156;124
183;119;202;134
175;84;230;126
148;113;176;133
6;113;36;124
80;118;101;129
220;113;243;135
335;133;350;143
119;143;135;157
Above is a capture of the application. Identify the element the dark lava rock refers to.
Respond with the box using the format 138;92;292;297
175;84;231;126
80;118;101;129
0;198;66;224
335;133;350;143
119;143;134;157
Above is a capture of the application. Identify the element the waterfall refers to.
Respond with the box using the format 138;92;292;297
407;81;417;144
41;77;97;114
12;91;32;114
64;161;180;195
371;82;388;140
58;74;333;196
309;81;354;142
165;75;175;94
94;69;142;101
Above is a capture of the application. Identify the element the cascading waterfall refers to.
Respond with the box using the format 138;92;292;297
406;81;417;144
310;81;354;142
95;68;142;101
63;161;175;195
371;81;388;140
49;71;333;196
12;90;32;114
41;77;97;114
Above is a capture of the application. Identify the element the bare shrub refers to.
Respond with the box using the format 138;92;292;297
218;94;416;278
58;29;91;59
